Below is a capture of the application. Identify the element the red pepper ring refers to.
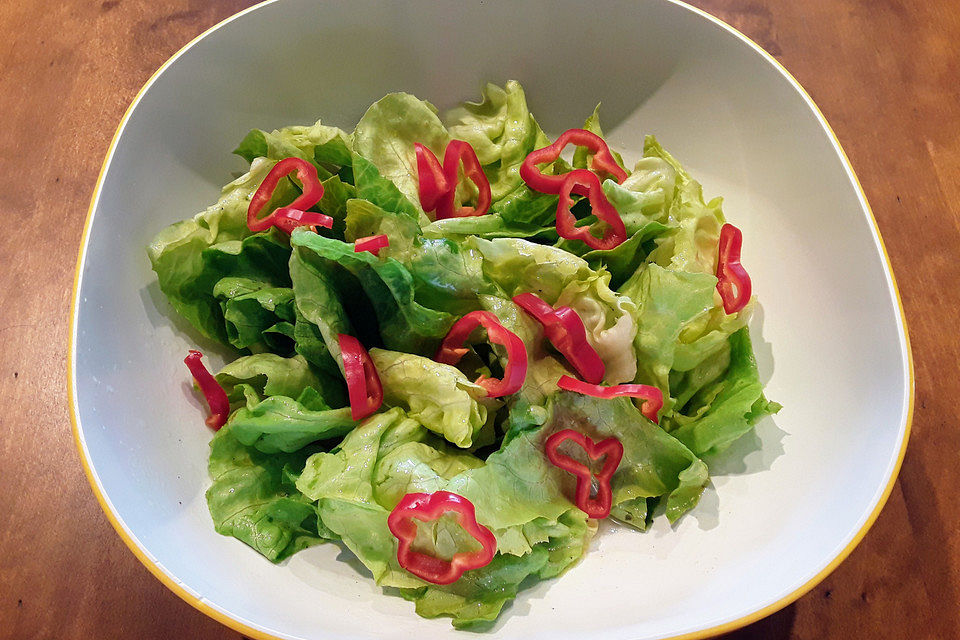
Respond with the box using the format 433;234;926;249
545;429;623;519
556;170;627;251
716;223;752;314
415;141;492;220
434;311;527;398
337;334;383;421
520;128;628;195
247;157;325;233
557;375;664;424
183;350;230;430
512;293;605;384
387;491;497;585
354;234;390;256
274;207;333;234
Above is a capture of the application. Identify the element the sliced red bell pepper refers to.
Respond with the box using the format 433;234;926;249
434;311;527;398
512;293;605;384
520;128;627;194
183;350;230;430
545;429;623;519
415;141;492;220
338;334;383;421
247;157;326;234
415;143;448;213
716;223;752;314
387;491;497;585
274;207;333;232
557;375;664;424
555;169;627;251
353;234;389;256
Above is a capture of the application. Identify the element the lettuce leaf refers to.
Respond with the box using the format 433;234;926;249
667;327;781;456
212;277;295;353
233;119;353;173
215;353;352;452
468;238;638;383
290;229;454;354
544;391;708;527
643;136;724;274
353;92;450;219
443;80;541;203
147;159;294;342
370;348;490;448
206;424;329;562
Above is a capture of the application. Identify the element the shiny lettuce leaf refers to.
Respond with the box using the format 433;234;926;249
212;277;295;353
290;229;454;354
443;80;541;203
206;424;329;562
667;327;781;456
147;159;294;342
353;92;450;219
370;348;490;448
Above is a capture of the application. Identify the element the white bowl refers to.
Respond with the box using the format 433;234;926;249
70;1;913;638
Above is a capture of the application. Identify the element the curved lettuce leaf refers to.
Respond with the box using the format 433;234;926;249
468;238;638;383
443;80;541;202
233;119;353;172
370;348;489;448
206;424;329;562
668;328;781;456
147;159;294;342
288;244;353;374
291;229;454;354
544;391;709;527
212;277;295;352
353;92;450;219
215;353;351;452
643;136;724;274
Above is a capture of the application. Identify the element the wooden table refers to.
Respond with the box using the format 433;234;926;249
1;1;956;637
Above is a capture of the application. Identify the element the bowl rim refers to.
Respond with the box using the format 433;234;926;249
68;1;915;638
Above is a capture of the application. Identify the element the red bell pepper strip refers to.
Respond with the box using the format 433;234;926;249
247;157;325;234
338;334;383;421
387;491;497;585
512;293;605;384
415;143;447;213
353;234;389;256
183;350;230;430
415;141;492;220
434;311;527;398
716;223;752;314
557;375;664;424
520;128;627;194
556;170;627;251
274;207;333;232
544;429;623;519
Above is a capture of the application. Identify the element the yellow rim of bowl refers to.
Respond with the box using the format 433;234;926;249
68;1;914;638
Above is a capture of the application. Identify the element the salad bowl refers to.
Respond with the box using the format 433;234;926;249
70;0;912;638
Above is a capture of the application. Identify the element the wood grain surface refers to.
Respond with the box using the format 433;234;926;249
0;0;956;638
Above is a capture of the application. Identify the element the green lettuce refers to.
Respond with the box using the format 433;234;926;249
370;348;490;448
544;391;708;527
233;119;353;173
290;229;455;354
353;92;450;219
206;424;329;562
667;328;781;456
215;353;352;452
643;136;724;274
443;80;540;202
147;159;294;342
212;277;295;353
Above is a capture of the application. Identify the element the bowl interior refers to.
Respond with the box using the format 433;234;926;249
72;1;910;639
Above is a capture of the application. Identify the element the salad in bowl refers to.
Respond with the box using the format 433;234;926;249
148;81;778;629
